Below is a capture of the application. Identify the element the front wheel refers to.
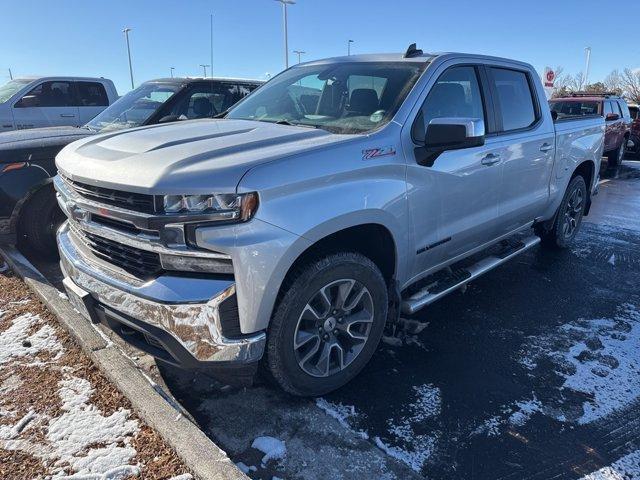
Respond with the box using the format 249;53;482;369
265;252;388;396
537;175;587;249
19;186;65;258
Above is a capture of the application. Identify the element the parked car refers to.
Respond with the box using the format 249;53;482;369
626;103;640;157
0;77;118;132
549;93;631;166
55;47;604;396
0;77;262;253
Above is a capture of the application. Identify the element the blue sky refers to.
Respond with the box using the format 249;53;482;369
2;0;639;94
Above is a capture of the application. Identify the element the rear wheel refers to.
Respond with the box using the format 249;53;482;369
19;186;65;258
537;175;587;249
265;252;388;396
607;140;625;167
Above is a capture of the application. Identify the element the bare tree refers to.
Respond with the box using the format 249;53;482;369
622;68;640;104
604;69;624;94
553;70;583;97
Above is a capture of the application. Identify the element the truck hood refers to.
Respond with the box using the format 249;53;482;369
56;119;352;194
0;126;91;148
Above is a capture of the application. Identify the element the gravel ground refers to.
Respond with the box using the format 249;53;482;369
0;263;192;480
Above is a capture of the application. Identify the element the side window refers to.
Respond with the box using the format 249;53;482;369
489;68;537;132
617;100;628;118
412;66;485;141
15;81;75;108
76;82;109;107
630;107;639;120
603;101;613;116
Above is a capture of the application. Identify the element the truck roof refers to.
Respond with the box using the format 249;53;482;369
149;77;264;84
298;51;535;71
13;76;114;83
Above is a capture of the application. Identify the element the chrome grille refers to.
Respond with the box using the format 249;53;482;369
63;176;157;214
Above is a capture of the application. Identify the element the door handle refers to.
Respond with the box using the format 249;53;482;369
60;114;75;118
481;153;501;166
540;143;553;152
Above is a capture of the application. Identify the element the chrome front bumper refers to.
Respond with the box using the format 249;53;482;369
57;222;266;365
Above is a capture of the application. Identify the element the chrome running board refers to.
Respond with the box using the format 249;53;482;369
401;235;541;315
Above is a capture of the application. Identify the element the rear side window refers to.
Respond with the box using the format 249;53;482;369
630;106;639;120
15;81;75;108
603;101;613;116
489;68;537;132
76;82;109;106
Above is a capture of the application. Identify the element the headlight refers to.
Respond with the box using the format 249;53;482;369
162;192;259;222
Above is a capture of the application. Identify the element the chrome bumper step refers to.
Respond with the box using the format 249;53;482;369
401;234;541;315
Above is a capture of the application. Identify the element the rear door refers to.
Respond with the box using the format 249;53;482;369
12;80;79;129
603;100;619;152
404;64;502;278
75;81;110;124
486;66;555;236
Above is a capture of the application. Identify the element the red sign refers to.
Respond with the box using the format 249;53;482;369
544;68;555;88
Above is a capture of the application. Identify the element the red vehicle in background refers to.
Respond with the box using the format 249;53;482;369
627;104;640;157
549;93;632;166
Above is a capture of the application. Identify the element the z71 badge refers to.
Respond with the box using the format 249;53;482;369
362;146;396;160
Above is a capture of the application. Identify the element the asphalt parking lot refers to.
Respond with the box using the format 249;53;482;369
27;160;640;480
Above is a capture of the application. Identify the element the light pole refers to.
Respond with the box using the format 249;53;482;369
274;0;295;69
582;47;592;90
170;67;175;78
210;14;214;77
348;39;354;56
199;64;210;77
293;50;305;64
123;28;134;89
8;68;12;80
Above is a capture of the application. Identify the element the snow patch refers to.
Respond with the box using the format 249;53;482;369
167;475;194;480
251;436;286;465
235;462;256;474
579;449;640;479
0;313;63;364
315;398;368;439
375;384;441;472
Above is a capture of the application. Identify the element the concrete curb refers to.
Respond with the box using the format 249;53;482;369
0;246;247;480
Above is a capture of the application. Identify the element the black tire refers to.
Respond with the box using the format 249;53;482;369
537;175;587;249
19;185;65;258
607;140;625;167
265;252;388;396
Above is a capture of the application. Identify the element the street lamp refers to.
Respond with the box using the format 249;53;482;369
170;67;175;78
123;27;134;89
199;64;210;77
582;47;592;90
348;39;354;56
8;68;12;80
274;0;295;69
293;50;306;64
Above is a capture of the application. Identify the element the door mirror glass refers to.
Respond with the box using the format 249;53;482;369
15;94;39;108
425;117;485;150
605;113;620;121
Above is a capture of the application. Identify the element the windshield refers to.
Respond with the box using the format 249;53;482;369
226;62;426;134
549;100;600;118
85;82;181;132
0;79;31;103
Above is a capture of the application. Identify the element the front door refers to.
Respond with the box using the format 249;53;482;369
404;65;502;280
12;80;79;129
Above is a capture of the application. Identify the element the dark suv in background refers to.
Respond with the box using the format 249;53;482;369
627;103;640;157
0;77;262;254
549;93;632;166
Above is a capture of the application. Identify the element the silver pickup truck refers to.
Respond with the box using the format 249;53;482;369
54;46;605;396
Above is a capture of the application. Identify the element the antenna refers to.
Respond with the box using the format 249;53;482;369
404;43;423;58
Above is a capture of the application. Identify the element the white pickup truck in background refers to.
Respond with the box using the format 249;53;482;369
0;77;118;132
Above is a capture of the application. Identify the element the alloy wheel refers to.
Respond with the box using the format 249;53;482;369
562;185;584;239
293;279;374;378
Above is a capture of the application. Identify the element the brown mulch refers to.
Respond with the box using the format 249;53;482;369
0;262;193;479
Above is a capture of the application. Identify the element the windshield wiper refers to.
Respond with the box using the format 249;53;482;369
275;119;294;126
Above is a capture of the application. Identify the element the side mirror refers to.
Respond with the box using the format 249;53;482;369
606;113;620;121
158;114;181;124
415;118;485;167
15;95;39;108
